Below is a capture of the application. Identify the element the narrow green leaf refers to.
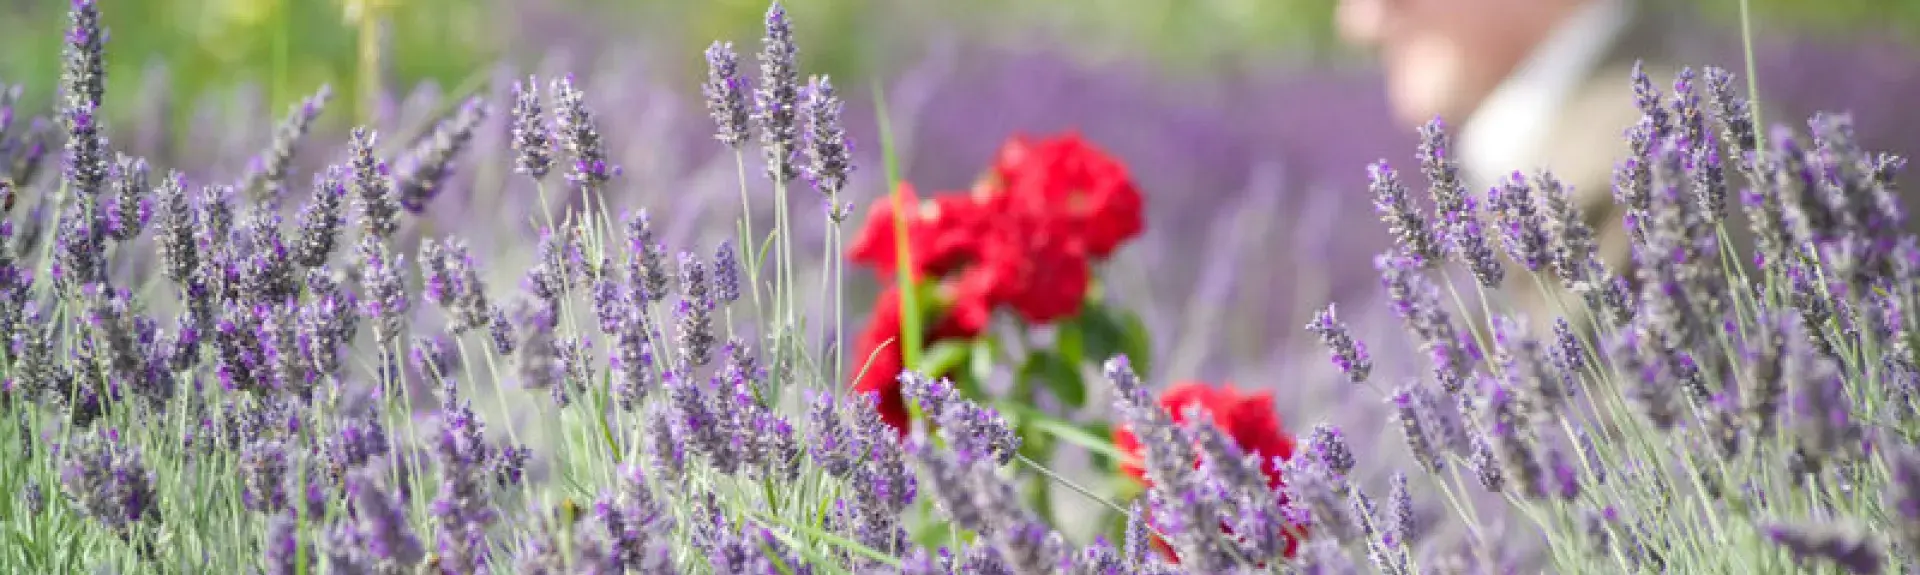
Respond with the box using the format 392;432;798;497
1117;310;1154;377
997;402;1135;464
915;340;971;378
967;336;996;386
1057;316;1087;367
750;510;902;569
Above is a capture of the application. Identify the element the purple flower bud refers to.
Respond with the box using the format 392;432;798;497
754;2;801;183
239;85;331;204
346;128;399;241
703;42;753;149
395;97;485;213
507;75;554;181
551;76;617;193
1307;303;1371;385
1368;160;1441;269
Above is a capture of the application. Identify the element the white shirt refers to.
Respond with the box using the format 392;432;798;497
1459;0;1634;193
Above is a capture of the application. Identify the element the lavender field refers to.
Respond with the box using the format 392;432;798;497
5;0;1920;573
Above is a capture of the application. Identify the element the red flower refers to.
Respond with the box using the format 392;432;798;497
946;201;1092;325
988;132;1145;259
847;183;1002;280
1111;381;1303;562
845;132;1145;432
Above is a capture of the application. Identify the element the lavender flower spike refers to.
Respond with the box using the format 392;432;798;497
154;171;197;287
396;96;487;213
1488;171;1552;272
1368;160;1441;268
803;75;855;221
106;153;152;242
755;1;802;183
239;84;332;203
58;428;157;534
713;240;741;305
509;75;553;180
346;127;400;241
1307;303;1371;384
61;0;106;116
292;166;348;268
551;75;617;193
703;41;753;149
676;251;717;367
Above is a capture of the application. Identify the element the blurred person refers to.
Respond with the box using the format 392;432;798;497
1335;0;1688;331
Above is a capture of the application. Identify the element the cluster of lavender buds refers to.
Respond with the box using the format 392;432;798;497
807;391;917;564
238;85;332;204
1306;303;1372;384
900;371;1021;464
396;97;487;213
57;428;157;535
666;338;801;480
1102;356;1294;572
421;237;504;334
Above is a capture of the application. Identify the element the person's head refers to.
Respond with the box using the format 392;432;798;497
1337;0;1597;128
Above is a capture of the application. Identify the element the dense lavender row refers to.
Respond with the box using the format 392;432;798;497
9;0;1920;572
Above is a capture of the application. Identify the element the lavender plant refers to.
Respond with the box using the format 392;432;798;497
7;0;1920;573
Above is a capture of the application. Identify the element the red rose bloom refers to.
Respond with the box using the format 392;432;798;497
847;183;1002;280
982;213;1092;324
989;133;1145;259
1112;381;1303;561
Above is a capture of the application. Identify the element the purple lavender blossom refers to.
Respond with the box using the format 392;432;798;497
514;501;624;574
60;0;106;116
713;240;742;305
57;428;156;534
1282;457;1360;545
703;42;754;149
1304;422;1355;483
1390;384;1444;473
901;371;1019;464
346;128;400;241
1376;252;1472;393
596;465;676;572
675;251;717;367
419;237;499;334
1487;171;1552;272
105;153;151;242
611;303;657;409
551;75;617;193
509;75;554;180
239;85;331;203
326;466;425;572
754;2;802;183
356;235;408;346
396;97;487;213
239;439;292;513
261;512;313;575
802;75;855;220
153;170;197;287
292;167;347;268
1368;160;1441;269
625;210;670;302
428;418;500;573
1306;303;1371;384
1483;382;1544;500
